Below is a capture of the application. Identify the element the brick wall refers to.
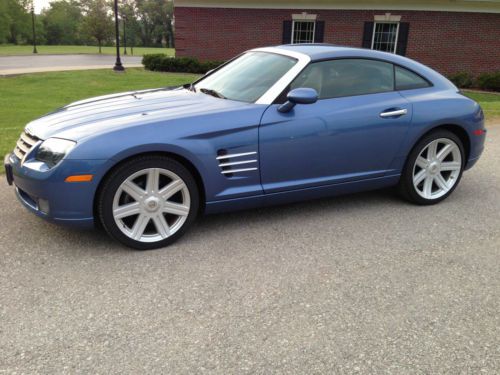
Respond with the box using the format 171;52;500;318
174;7;500;76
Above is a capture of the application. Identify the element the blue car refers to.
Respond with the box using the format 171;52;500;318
4;45;486;249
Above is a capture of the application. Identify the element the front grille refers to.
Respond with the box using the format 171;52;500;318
13;130;40;161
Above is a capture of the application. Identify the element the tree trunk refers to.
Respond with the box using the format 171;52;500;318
98;40;102;54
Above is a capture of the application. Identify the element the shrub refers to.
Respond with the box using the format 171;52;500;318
476;72;500;92
142;54;224;74
448;72;474;89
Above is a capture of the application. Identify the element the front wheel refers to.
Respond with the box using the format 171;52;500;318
97;155;199;250
399;130;465;205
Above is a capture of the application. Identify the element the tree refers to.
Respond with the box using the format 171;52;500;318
81;0;113;53
120;0;140;53
0;0;11;43
0;0;31;44
135;0;173;47
42;0;82;45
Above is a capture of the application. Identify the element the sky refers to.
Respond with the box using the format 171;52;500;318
34;0;52;13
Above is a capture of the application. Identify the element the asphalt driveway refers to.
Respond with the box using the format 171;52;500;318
0;127;499;374
0;54;143;75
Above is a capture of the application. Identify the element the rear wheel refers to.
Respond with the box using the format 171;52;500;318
98;155;199;250
399;130;464;205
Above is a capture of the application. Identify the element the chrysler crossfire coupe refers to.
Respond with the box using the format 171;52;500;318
4;45;486;249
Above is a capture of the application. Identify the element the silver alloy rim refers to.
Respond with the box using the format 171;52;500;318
412;138;462;200
112;168;190;243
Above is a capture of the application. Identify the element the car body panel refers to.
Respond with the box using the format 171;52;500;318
260;91;412;193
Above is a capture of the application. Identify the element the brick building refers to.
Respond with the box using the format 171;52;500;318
174;0;500;76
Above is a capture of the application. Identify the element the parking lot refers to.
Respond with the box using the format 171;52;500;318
1;127;499;374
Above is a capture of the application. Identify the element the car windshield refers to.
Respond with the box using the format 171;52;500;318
194;52;298;103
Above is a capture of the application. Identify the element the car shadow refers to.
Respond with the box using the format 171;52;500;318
13;187;406;255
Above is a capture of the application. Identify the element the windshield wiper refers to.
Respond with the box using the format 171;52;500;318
200;88;226;99
183;83;196;92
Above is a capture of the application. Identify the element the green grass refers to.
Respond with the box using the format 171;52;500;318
0;44;174;56
463;90;500;119
0;68;198;159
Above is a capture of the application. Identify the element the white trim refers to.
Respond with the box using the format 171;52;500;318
175;0;500;14
374;13;401;22
292;12;317;20
253;47;311;105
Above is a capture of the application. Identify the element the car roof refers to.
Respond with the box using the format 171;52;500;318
274;44;363;60
269;44;454;90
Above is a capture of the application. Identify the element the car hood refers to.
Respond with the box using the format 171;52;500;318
25;87;252;141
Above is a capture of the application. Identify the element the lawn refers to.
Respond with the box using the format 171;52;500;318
0;44;174;57
462;90;500;120
0;71;498;165
0;69;198;158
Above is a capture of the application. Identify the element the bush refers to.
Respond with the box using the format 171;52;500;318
476;72;500;92
142;54;224;74
448;72;474;89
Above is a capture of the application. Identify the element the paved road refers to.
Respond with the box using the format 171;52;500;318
1;127;499;374
0;54;143;75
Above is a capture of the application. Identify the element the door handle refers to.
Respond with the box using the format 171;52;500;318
380;108;408;118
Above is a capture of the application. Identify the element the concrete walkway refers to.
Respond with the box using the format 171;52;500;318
0;54;143;75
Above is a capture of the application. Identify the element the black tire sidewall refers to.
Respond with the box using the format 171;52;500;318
400;130;465;205
98;156;199;250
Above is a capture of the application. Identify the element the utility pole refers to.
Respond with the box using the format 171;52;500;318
31;4;38;54
123;16;127;55
113;0;124;71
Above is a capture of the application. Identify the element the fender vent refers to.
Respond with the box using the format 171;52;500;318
216;150;258;176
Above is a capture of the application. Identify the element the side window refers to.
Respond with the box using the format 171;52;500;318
290;59;394;99
395;66;431;90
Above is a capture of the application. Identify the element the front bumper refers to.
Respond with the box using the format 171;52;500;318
4;153;110;228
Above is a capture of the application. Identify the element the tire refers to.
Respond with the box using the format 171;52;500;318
97;155;199;250
399;129;465;205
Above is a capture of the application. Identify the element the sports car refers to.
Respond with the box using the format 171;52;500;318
4;44;486;249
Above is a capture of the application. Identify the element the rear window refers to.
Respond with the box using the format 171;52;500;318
395;66;431;90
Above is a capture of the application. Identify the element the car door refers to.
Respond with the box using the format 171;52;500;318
259;58;412;194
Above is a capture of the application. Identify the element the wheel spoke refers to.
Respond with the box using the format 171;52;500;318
152;214;170;238
131;214;150;240
440;161;461;171
434;173;449;191
436;144;453;162
146;168;160;194
416;156;428;169
159;179;185;201
413;169;427;185
122;180;146;201
426;140;438;160
163;202;189;216
423;176;433;197
113;167;192;243
113;202;141;219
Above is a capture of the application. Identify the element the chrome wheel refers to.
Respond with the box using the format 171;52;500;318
412;138;462;200
112;168;191;243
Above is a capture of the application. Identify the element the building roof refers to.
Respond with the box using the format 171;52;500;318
175;0;500;14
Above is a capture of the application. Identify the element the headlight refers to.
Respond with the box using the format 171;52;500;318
35;138;76;168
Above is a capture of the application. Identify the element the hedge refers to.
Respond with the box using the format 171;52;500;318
476;72;500;92
142;54;224;74
448;72;474;89
448;71;500;92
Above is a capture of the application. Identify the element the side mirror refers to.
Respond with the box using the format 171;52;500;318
278;88;318;113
